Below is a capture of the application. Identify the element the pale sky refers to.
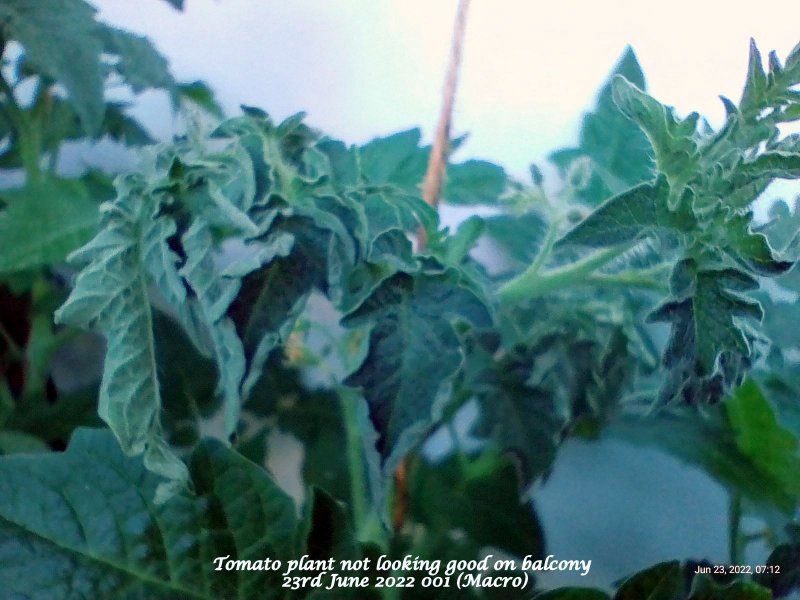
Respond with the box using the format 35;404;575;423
94;0;800;181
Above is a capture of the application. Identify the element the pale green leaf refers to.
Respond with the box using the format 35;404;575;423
54;185;189;487
612;76;698;185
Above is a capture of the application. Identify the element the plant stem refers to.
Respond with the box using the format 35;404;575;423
498;243;636;304
339;390;369;537
728;493;743;565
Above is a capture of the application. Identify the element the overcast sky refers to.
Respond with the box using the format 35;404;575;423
94;0;800;182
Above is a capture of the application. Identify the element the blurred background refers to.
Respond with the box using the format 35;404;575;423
80;0;800;589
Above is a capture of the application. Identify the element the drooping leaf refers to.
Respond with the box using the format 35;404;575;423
54;179;189;488
343;268;492;462
178;218;246;435
648;261;763;403
0;178;99;274
228;221;330;395
0;428;306;599
0;0;104;133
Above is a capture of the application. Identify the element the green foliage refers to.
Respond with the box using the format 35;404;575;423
0;177;101;274
1;7;800;598
0;428;305;599
0;0;104;133
549;46;654;205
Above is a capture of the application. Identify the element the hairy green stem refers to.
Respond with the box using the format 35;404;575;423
498;243;636;304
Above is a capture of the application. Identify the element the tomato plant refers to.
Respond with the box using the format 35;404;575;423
0;2;799;599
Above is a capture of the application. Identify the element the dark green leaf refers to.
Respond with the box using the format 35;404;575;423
649;262;763;401
5;388;101;450
0;428;305;599
470;348;564;483
153;311;220;450
343;268;492;461
558;177;694;248
0;430;48;454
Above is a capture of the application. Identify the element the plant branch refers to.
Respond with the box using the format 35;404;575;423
498;242;638;304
